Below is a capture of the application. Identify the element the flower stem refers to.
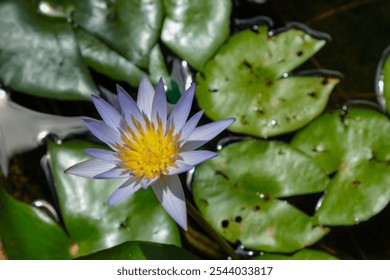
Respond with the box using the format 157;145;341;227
186;199;240;260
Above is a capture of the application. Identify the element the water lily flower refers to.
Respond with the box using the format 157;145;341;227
65;76;234;230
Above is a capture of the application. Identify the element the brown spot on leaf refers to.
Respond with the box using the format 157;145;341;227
69;243;80;257
208;88;219;93
241;59;253;69
352;180;361;187
221;220;229;228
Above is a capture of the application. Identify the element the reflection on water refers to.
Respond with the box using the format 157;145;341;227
0;87;87;176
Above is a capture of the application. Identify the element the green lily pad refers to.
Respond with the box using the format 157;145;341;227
252;249;338;260
72;0;164;68
196;26;339;137
0;187;73;259
0;0;96;101
161;0;231;71
78;241;199;260
75;28;145;87
192;139;329;253
148;44;171;87
47;140;181;257
291;108;390;225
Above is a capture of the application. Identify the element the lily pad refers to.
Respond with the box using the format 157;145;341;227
0;187;73;259
72;0;164;68
78;241;199;260
47;140;181;257
161;0;231;70
291;108;390;225
196;25;339;137
148;44;171;87
75;28;145;87
0;0;96;100
192;139;329;253
252;249;338;260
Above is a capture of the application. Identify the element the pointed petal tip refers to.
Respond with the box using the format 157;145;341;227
227;117;236;124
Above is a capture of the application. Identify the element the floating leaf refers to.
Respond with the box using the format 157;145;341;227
0;0;96;100
47;140;181;257
161;0;231;70
252;249;338;260
0;187;73;260
75;28;145;87
78;241;199;260
291;108;390;225
192;139;329;253
72;0;164;68
148;44;171;87
196;25;339;137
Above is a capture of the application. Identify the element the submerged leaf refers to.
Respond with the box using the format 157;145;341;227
291;108;390;225
376;46;390;113
0;0;96;100
161;0;231;70
48;140;181;257
196;25;339;137
192;139;329;252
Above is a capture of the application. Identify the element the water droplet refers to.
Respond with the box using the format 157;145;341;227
38;2;50;14
315;145;325;152
282;73;289;78
269;120;278;127
254;106;264;114
259;193;270;201
38;1;67;18
354;217;360;224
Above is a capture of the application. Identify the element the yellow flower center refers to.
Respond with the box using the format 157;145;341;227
115;115;181;180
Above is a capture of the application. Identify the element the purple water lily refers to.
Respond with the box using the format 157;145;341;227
65;76;234;230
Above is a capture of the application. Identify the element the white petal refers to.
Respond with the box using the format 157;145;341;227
83;148;118;163
179;110;204;142
65;158;115;178
152;175;187;230
94;166;129;179
91;94;121;129
107;177;141;205
82;118;122;148
151;78;167;128
178;150;217;166
136;76;155;118
117;84;145;127
164;161;193;176
182;118;235;151
168;83;195;135
139;176;158;189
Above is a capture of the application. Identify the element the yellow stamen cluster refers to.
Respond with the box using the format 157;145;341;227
115;115;181;180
